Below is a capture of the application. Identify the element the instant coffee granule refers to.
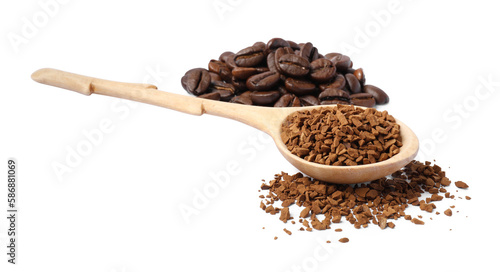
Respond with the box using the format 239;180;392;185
281;104;401;166
260;160;469;236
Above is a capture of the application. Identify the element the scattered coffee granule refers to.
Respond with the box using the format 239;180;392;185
284;228;292;235
466;196;471;200
274;236;278;240
281;105;401;166
326;240;331;243
455;181;469;189
260;160;469;231
444;209;453;216
335;228;343;232
339;237;349;243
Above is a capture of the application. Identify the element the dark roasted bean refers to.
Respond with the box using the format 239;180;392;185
232;67;259;80
246;71;280;91
231;76;248;92
363;85;389;104
319;74;345;91
318;88;350;101
209;72;222;84
253;41;266;51
354;68;365;84
278;54;310;77
267;51;277;72
291;96;301;107
219;51;234;63
199;92;221;100
267;38;290;51
181;68;211;95
234;46;265;67
210;81;235;94
274;93;294;107
287;40;300;50
250;91;281;105
299;95;319;106
299;42;319;62
274;47;295;73
208;60;232;82
345;73;362;94
330;54;352;72
309;59;336;82
285;78;316;96
350;93;376;107
230;91;253;105
211;89;234;101
320;99;351;105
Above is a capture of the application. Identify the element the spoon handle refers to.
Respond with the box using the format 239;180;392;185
31;68;282;134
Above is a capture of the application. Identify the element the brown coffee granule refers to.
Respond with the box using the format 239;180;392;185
466;196;471;200
274;236;278;240
444;209;453;216
280;105;402;166
335;228;342;232
339;237;349;243
326;240;331;243
455;181;469;189
283;228;292;235
260;160;469;232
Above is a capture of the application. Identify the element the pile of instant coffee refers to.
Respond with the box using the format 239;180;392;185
181;38;389;107
281;105;401;166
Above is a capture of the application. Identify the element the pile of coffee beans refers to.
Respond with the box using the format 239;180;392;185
281;105;401;166
181;38;389;107
259;160;470;235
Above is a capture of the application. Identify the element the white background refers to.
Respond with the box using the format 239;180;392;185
1;0;499;271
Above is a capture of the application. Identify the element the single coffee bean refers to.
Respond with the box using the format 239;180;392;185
319;74;345;91
330;54;352;72
219;51;234;63
209;72;222;84
324;52;342;60
299;42;319;62
267;38;290;51
309;59;336;82
345;73;362;94
354;68;365;85
246;71;280;91
285;78;317;96
267;51;278;72
208;60;232;82
287;40;300;50
350;93;376;107
181;68;211;95
199;92;221;101
278;54;310;77
253;41;266;52
274;93;294;107
235;46;265;67
274;47;295;73
211;89;234;101
250;91;281;105
291;96;301;107
210;81;235;94
363;85;389;104
299;95;319;106
320;99;351;105
231;76;248;92
232;67;259;80
219;51;237;70
278;86;289;95
318;87;350;101
230;92;253;105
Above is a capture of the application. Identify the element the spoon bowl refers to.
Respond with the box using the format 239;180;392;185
31;68;419;184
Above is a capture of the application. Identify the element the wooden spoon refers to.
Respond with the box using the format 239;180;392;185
31;68;419;184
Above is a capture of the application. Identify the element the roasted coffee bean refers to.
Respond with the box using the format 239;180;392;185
253;41;266;51
267;38;290;51
246;71;280;91
319;74;345;91
232;67;260;80
267;51;278;72
354;68;365;84
278;86;289;95
208;60;232;82
211;89;234;101
250;91;281;105
309;59;336;82
209;72;222;83
219;51;234;63
199;92;221;100
299;42;319;62
287;40;300;50
181;68;211;95
345;73;362;94
274;47;295;73
235;46;265;67
231;76;248;92
291;96;301;107
219;51;237;70
211;81;235;94
318;88;349;101
350;93;376;107
320;99;351;105
330;54;352;72
363;85;389;104
274;93;294;107
230;91;253;105
324;52;341;60
285;78;316;96
299;95;319;106
278;54;310;77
